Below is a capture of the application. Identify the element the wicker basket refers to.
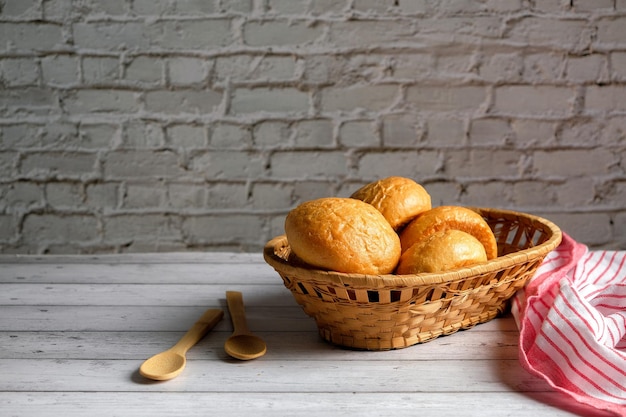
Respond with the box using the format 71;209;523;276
263;207;562;350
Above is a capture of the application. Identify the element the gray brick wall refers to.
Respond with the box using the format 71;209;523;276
0;0;625;254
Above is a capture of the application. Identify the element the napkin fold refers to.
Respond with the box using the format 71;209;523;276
511;233;626;416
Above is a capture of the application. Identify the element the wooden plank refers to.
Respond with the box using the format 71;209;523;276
0;252;266;264
0;392;602;417
0;283;294;306
0;358;552;394
0;328;520;361
0;305;316;332
0;262;280;284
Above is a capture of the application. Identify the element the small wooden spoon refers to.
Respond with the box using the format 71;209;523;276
224;291;267;360
139;308;224;380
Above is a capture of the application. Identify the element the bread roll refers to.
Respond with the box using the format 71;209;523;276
284;197;401;274
350;176;432;230
399;206;498;259
396;229;488;274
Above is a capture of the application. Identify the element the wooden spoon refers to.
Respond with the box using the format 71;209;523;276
139;308;224;380
224;291;267;360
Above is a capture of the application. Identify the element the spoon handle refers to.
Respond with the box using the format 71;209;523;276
226;291;250;336
171;308;224;354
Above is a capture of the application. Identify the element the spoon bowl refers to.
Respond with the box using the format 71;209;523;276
224;291;267;360
139;308;224;380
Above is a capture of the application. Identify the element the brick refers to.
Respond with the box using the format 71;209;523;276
210;123;252;148
41;55;79;85
1;0;40;17
37;122;79;149
132;0;217;15
597;17;626;45
327;20;414;47
426;117;466;147
356;150;440;179
123;118;164;149
532;149;617;177
611;52;626;81
267;0;309;14
292;180;335;202
492;86;575;116
419;17;503;39
230;87;309;114
320;85;397;112
555;177;594;207
20;152;98;179
148;20;233;49
73;22;150;50
251;182;292;209
0;23;63;51
478;53;523;83
0;58;40;86
406;86;486;112
206;183;249;209
220;0;253;13
601;116;626;146
459;181;513;207
506;17;592;50
167;125;208;148
243;20;322;46
586;86;626;112
82;57;120;84
511;180;557;207
124;182;167;208
104;150;187;179
270;150;347;178
64;89;138;114
79;123;119;149
86;182;119;209
531;0;571;12
214;55;297;83
422;180;461;206
381;113;425;147
565;54;607;83
523;53;564;83
386;54;434;80
181;214;264;246
469;118;513;146
444;149;522;179
1;124;40;148
23;214;99;243
0;214;17;242
191;150;265;179
125;56;163;84
168;57;207;85
104;214;182;242
46;182;84;208
545;212;612;246
253;121;291;147
167;183;207;209
293;119;334;147
0;182;43;211
510;119;557;147
144;90;222;114
339;120;378;148
557;119;602;147
0;152;17;178
42;0;72;19
0;88;58;116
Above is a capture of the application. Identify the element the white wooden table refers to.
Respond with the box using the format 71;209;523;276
0;252;612;416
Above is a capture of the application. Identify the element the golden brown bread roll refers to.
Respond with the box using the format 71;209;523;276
399;205;498;259
396;229;488;274
284;197;401;274
350;176;431;230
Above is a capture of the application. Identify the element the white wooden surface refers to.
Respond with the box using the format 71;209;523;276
0;253;611;417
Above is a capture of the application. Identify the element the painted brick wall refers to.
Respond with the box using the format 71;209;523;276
0;0;625;254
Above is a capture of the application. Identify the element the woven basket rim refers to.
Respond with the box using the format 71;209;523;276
263;207;562;289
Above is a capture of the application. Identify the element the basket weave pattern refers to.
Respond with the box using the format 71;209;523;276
264;207;562;350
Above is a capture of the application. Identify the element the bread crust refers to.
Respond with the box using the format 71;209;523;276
284;197;401;274
399;205;498;259
396;229;488;274
350;176;431;230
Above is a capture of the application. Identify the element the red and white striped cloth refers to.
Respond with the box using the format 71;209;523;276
512;233;626;416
